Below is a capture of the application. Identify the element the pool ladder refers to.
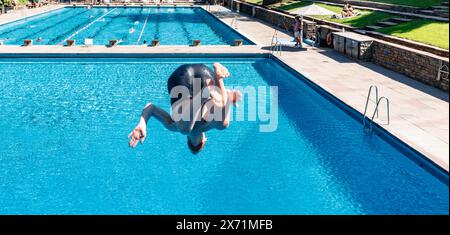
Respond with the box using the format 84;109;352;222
230;16;238;29
363;85;390;132
437;61;449;82
269;30;282;57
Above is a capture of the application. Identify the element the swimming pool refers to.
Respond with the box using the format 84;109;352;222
0;56;447;214
0;6;253;46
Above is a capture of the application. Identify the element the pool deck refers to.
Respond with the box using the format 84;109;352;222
0;5;448;172
0;5;64;25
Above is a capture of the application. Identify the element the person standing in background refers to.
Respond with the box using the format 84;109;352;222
293;16;303;48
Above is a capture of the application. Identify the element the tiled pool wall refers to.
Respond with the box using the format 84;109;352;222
0;52;447;184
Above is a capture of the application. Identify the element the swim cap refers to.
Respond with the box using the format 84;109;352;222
167;64;214;105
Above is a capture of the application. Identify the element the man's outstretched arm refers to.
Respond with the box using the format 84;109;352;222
140;103;177;131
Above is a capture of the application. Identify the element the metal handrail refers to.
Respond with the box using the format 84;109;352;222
230;16;238;29
437;62;449;81
269;30;282;57
363;85;390;132
269;42;280;57
271;30;278;46
363;85;378;128
269;43;275;57
369;96;390;131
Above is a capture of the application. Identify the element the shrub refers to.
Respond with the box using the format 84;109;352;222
0;0;15;7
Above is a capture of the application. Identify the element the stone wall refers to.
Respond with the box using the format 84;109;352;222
225;0;317;39
372;41;449;91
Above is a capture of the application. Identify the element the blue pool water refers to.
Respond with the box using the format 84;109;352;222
0;57;447;215
0;7;252;45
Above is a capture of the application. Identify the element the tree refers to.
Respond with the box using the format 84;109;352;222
0;0;14;7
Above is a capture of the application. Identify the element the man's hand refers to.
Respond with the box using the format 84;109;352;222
128;120;147;148
213;63;230;80
229;90;242;107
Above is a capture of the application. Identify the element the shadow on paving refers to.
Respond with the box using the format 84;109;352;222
261;45;307;52
362;61;450;102
318;48;449;101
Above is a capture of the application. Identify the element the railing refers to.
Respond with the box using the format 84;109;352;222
369;96;390;131
363;85;390;132
230;15;238;29
269;30;282;57
437;61;449;82
363;85;379;128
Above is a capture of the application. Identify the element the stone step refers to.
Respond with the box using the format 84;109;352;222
353;29;367;34
376;21;398;27
419;10;435;14
435;9;449;13
434;9;449;16
432;6;449;10
365;25;383;31
442;2;449;6
390;17;413;23
419;10;434;15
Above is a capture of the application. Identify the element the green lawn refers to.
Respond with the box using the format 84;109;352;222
365;0;446;8
277;1;312;11
0;0;28;6
377;19;449;49
277;1;394;28
0;0;12;7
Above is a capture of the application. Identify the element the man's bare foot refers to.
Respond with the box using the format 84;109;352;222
213;63;230;80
